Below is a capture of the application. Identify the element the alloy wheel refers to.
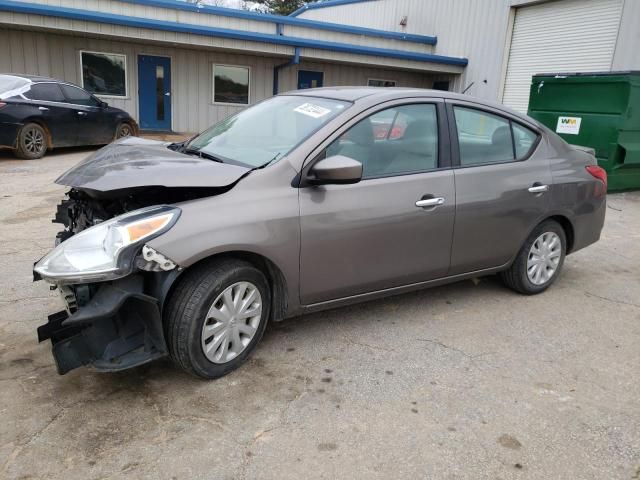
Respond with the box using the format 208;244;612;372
24;127;45;155
201;281;262;364
527;232;562;285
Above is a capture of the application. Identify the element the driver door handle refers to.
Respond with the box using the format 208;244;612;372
528;184;549;194
76;111;87;116
416;197;445;208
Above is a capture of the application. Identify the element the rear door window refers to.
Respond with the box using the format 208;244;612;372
454;106;514;166
24;83;66;102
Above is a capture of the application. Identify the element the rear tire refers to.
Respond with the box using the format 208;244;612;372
500;220;566;295
15;123;47;159
164;258;271;379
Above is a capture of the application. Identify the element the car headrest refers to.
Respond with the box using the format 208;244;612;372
349;117;374;146
492;126;511;147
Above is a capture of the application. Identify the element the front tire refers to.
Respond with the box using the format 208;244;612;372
15;123;47;159
164;258;271;379
500;220;566;295
115;122;133;140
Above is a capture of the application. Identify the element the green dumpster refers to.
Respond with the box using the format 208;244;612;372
527;71;640;192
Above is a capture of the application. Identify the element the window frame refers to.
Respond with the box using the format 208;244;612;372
298;98;451;186
367;78;397;88
212;64;251;106
79;50;128;99
446;101;542;169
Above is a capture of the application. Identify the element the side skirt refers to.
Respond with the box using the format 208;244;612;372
300;264;509;315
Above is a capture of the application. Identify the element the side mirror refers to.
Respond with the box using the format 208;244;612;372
307;155;363;185
99;101;108;108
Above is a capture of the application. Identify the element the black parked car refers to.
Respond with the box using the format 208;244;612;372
0;74;138;159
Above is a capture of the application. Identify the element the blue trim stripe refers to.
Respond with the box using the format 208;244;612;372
0;1;467;66
290;0;377;17
118;0;436;45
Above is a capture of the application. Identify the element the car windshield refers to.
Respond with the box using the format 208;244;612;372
185;95;351;168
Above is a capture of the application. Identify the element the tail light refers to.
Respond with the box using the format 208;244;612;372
0;102;6;109
586;165;607;196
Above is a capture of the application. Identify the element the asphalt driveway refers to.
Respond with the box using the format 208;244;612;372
1;147;639;480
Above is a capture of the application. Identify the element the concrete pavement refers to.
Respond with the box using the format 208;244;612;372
0;147;638;480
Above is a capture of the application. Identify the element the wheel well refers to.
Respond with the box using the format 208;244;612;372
21;120;53;148
548;215;575;253
165;251;288;322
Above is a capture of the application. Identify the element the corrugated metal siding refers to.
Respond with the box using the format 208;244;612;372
0;28;281;131
1;10;294;57
612;0;640;69
298;0;518;100
278;60;434;92
502;0;623;113
0;28;441;132
18;0;443;59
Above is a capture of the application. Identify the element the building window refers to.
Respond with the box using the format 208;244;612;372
213;65;250;105
432;81;450;91
80;51;127;97
368;78;397;87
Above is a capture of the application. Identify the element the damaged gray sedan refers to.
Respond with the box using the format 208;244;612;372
34;88;607;378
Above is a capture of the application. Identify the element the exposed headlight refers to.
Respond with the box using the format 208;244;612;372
34;205;180;284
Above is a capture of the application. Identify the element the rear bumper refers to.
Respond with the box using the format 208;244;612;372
37;275;168;374
0;121;21;148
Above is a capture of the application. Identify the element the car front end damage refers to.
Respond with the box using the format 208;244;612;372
34;194;184;374
32;137;253;374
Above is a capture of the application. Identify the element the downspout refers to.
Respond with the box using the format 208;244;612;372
273;46;300;95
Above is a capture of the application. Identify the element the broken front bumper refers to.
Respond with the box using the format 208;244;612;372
37;275;168;375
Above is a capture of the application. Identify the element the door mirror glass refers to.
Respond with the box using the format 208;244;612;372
308;155;363;185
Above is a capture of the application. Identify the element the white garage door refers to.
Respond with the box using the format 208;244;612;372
502;0;622;113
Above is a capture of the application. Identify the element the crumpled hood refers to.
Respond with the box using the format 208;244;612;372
55;137;251;192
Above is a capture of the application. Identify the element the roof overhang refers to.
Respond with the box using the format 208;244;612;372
0;0;468;73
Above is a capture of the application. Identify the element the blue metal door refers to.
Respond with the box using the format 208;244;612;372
297;70;324;90
138;55;171;130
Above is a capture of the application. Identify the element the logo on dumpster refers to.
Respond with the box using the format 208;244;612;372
556;116;582;135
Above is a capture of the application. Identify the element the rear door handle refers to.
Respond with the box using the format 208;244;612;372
416;197;445;208
528;184;549;194
77;111;87;116
38;106;49;111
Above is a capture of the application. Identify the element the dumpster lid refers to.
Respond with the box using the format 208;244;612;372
533;71;640;78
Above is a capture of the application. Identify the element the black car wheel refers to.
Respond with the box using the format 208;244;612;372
164;258;271;379
115;122;133;139
15;123;47;159
500;219;566;295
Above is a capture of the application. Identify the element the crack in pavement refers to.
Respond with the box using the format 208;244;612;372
585;291;640;309
417;338;495;361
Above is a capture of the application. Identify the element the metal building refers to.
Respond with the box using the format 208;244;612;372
0;0;637;133
297;0;640;112
0;0;466;132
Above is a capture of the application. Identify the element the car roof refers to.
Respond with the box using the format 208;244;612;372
282;86;481;102
282;86;537;127
0;73;61;83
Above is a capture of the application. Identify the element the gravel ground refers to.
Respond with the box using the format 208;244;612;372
1;147;639;480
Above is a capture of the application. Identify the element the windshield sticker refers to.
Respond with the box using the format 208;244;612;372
294;103;332;119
